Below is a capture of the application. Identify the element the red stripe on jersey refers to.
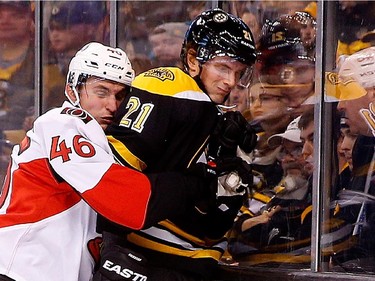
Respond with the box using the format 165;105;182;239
82;164;152;230
0;159;81;227
0;162;11;207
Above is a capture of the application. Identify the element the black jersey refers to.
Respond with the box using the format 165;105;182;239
102;67;234;278
107;67;219;172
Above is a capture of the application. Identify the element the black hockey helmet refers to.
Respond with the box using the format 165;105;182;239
257;14;314;69
180;8;257;69
256;14;316;88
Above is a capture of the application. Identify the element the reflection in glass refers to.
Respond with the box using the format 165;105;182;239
42;1;109;112
117;1;208;74
224;1;317;272
0;1;35;184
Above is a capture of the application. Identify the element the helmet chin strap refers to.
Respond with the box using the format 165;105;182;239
65;85;81;107
192;63;230;105
191;63;207;94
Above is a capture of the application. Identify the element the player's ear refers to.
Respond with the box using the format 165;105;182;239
65;84;77;103
186;49;200;77
370;87;375;99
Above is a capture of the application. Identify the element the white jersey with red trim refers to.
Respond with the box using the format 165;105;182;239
0;101;154;281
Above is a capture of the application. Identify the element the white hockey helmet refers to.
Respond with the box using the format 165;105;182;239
339;46;375;90
66;42;135;105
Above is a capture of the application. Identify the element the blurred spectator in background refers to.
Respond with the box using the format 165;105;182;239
257;13;316;118
119;2;152;63
149;22;188;68
0;0;34;185
186;1;207;23
240;9;262;46
295;11;316;59
299;107;315;176
0;1;34;131
339;119;357;172
129;55;153;76
269;116;306;186
224;84;249;114
303;1;317;19
118;1;198;73
334;117;357;198
239;82;290;190
43;1;107;112
336;1;375;57
118;2;153;75
228;115;313;264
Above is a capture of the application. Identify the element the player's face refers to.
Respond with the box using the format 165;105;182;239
78;78;127;130
201;56;250;104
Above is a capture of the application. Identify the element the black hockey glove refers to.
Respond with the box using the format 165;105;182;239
187;157;253;194
187;158;252;215
212;157;253;193
208;111;257;159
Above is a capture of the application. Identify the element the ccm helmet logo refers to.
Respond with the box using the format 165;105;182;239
359;70;375;77
102;260;147;280
105;62;125;70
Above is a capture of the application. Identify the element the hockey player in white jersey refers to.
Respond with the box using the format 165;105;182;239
0;42;220;281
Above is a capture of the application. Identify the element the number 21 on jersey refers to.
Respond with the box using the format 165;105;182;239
119;96;154;133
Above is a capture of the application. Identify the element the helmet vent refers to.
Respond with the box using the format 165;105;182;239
85;60;99;69
109;55;121;60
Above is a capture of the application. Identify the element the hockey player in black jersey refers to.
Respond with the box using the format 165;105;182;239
94;8;258;281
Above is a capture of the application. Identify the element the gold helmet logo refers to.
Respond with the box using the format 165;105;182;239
280;66;296;84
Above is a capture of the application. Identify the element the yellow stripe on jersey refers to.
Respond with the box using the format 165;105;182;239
158;220;207;246
107;135;147;171
127;232;224;261
132;67;206;99
301;205;312;224
252;192;272;203
237;252;311;265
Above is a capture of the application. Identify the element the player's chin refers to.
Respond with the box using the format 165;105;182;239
99;123;108;130
99;117;113;129
211;92;228;104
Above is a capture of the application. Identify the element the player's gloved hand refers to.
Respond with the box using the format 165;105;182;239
187;157;252;194
208;111;257;158
209;156;252;193
186;162;217;181
218;172;247;194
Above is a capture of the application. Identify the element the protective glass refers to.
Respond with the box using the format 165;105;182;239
203;58;254;88
276;145;303;161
